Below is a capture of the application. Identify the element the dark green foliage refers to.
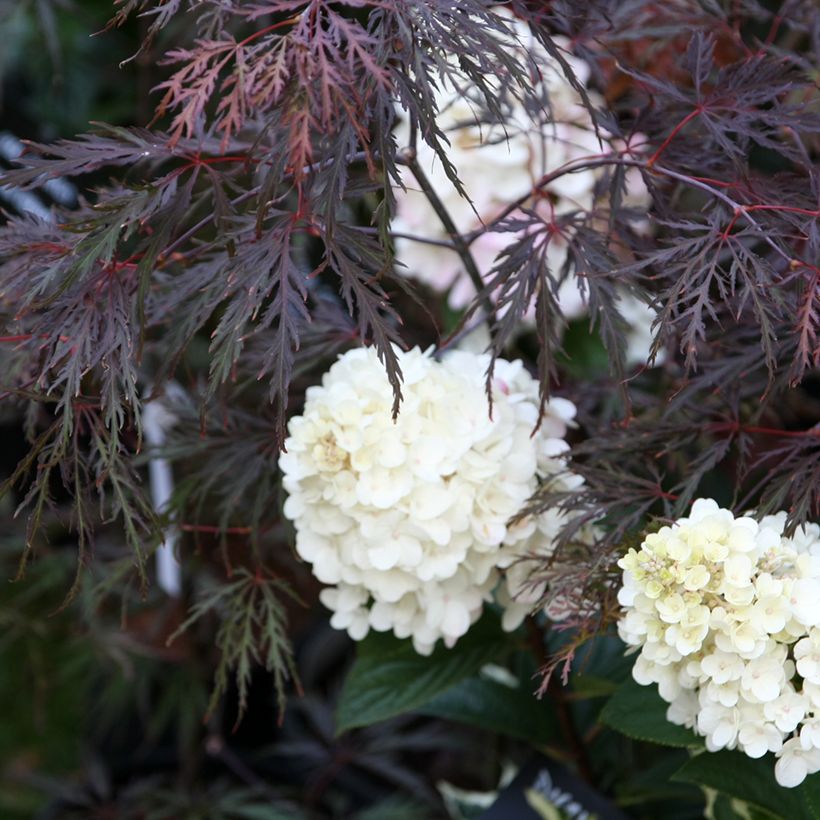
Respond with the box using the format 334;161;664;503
335;611;510;732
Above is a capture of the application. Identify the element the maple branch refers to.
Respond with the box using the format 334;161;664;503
464;148;805;274
709;422;820;439
469;151;641;238
0;335;34;343
647;107;702;167
649;163;796;266
161;151;372;259
180;524;253;534
361;226;456;249
399;148;496;324
162;189;259;259
237;16;300;48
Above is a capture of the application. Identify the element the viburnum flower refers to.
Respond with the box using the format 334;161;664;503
617;499;820;787
391;6;659;364
280;345;582;655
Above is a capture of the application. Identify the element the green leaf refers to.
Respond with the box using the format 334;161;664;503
417;671;559;745
336;612;510;734
227;805;304;820
599;677;703;748
352;797;435;820
570;674;620;699
673;751;806;820
559;319;610;379
708;793;782;820
799;773;820;820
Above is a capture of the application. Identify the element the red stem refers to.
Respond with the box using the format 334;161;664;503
744;204;820;218
237;17;298;48
709;422;820;438
188;155;257;168
721;203;819;241
179;524;253;534
762;12;783;48
648;107;702;166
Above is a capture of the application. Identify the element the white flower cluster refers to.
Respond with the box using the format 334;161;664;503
617;498;820;787
391;7;658;364
280;345;581;655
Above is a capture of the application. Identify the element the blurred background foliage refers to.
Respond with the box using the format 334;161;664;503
0;0;141;137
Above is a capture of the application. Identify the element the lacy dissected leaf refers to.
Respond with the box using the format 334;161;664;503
204;215;312;443
1;127;178;188
168;567;300;721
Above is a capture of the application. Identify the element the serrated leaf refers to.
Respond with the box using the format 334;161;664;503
336;612;510;734
570;674;620;699
672;750;807;820
352;797;435;820
599;676;703;748
559;318;610;379
417;672;559;745
800;773;820;820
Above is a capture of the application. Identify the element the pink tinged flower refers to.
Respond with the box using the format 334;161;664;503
763;689;807;733
368;601;397;632
656;593;687;624
802;681;820;710
705;679;741;708
700;650;744;685
789;578;820;627
439;600;472;644
656;671;683;703
748;595;790;635
723;553;755;588
775;738;820;788
741;656;785;703
330;608;370;641
800;718;820;751
617;571;638;607
714;621;762;656
666;690;699;728
697;704;739;750
633;654;680;702
643;639;682;665
367;541;403;571
738;721;784;758
683;564;710;591
796;632;820;683
727;522;760;553
310;549;345;585
689;498;722;520
320;585;367;613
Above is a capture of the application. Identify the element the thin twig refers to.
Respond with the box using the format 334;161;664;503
401;151;494;314
359;225;457;248
162;150;372;259
401;121;496;324
526;619;594;783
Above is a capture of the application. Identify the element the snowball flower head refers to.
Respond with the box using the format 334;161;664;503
391;6;658;364
617;499;820;786
280;345;579;654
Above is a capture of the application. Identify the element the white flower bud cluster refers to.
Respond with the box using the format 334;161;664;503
617;498;820;787
391;7;657;363
280;346;581;655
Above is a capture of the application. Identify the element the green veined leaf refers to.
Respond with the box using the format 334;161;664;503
336;611;510;734
599;676;703;748
417;670;559;745
672;750;807;820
